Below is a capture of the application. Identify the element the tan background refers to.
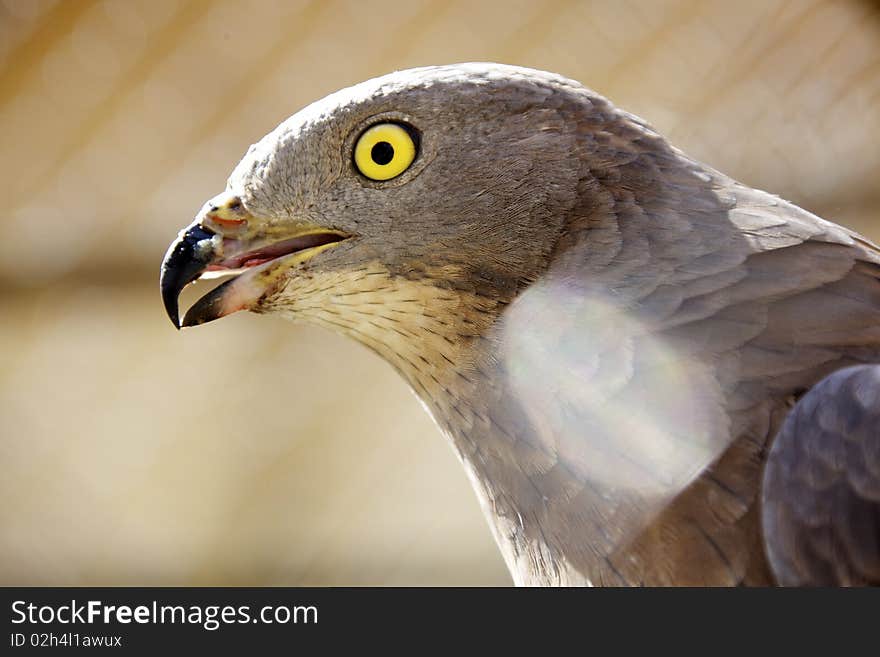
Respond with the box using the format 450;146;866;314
1;0;879;585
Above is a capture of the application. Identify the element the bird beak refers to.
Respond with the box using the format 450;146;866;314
160;195;348;329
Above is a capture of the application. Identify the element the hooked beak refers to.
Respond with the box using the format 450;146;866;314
160;196;348;329
160;223;220;328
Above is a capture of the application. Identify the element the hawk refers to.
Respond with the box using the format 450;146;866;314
161;64;880;585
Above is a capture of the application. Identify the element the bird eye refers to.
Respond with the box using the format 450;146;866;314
353;122;417;181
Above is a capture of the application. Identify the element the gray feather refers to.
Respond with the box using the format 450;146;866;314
762;365;880;586
173;63;880;586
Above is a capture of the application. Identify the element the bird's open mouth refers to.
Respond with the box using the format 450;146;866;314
207;232;348;273
161;225;348;329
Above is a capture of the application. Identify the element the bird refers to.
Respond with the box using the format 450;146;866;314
160;63;880;586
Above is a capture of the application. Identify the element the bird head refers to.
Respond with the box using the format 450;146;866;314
161;64;600;341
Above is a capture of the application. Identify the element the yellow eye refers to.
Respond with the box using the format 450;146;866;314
353;123;417;181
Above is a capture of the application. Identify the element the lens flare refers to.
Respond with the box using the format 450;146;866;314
498;277;734;554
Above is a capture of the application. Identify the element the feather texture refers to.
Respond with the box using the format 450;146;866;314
763;365;880;585
175;63;880;585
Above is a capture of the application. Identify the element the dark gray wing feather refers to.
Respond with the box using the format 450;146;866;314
762;364;880;585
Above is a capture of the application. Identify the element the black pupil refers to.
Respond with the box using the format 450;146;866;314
371;141;395;165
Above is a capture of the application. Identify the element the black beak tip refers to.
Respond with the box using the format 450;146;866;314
160;223;217;331
180;312;202;329
160;275;182;329
168;310;182;330
179;277;232;328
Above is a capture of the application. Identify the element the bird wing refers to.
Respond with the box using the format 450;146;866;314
496;143;880;583
762;364;880;585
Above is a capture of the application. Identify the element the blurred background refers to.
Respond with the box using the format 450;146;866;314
1;0;879;586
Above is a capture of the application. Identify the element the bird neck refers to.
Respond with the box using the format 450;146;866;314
283;259;593;583
348;296;595;585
